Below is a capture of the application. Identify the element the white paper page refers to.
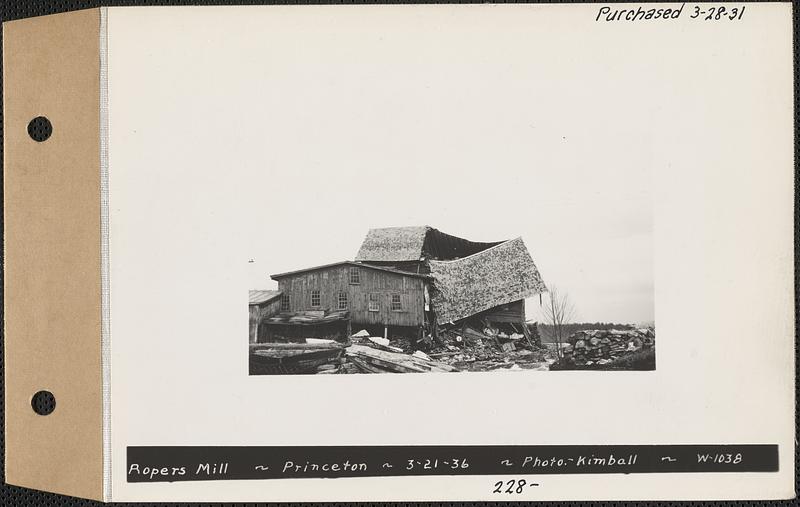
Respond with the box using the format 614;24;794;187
107;4;794;501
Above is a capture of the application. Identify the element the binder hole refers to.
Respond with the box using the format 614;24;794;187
31;390;56;415
27;116;52;142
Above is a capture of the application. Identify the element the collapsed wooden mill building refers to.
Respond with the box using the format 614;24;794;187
249;226;547;343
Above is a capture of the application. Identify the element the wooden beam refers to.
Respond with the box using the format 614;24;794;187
521;321;535;349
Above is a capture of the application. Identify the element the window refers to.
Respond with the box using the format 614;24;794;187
337;291;348;310
310;290;321;307
391;294;402;311
280;293;290;311
349;266;360;285
368;293;380;312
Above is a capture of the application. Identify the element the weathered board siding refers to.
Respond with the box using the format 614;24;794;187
483;300;526;323
276;265;425;327
249;298;282;342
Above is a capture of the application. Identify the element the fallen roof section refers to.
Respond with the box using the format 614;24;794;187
428;237;547;323
249;289;282;305
270;260;431;280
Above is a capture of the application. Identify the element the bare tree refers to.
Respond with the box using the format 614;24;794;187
540;286;576;359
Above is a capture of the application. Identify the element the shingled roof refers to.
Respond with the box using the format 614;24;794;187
355;226;430;262
428;237;547;323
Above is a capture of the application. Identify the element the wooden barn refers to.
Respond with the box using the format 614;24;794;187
270;261;432;335
254;226;547;342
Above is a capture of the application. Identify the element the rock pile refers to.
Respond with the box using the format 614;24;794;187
560;328;655;367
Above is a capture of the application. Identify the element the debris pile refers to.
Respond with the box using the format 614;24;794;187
249;323;556;375
418;322;553;372
249;324;655;374
556;328;655;368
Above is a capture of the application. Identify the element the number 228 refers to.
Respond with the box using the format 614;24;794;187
493;479;529;494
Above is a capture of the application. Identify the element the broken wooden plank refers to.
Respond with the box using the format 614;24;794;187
412;350;432;361
250;342;344;351
366;336;405;353
346;344;457;373
347;356;385;373
361;355;427;373
429;351;460;357
306;338;336;345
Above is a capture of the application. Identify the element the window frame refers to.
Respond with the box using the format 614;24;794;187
390;293;402;312
310;289;321;308
337;291;348;310
349;266;360;285
280;293;290;312
368;293;380;312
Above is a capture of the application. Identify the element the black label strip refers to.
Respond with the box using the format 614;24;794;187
126;444;778;482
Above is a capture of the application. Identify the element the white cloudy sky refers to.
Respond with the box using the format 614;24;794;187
226;7;654;324
109;6;653;324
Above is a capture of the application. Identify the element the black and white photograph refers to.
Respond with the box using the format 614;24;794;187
244;7;656;375
5;4;792;503
249;166;653;375
249;222;655;374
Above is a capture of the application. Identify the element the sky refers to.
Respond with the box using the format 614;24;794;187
113;7;653;324
231;9;655;324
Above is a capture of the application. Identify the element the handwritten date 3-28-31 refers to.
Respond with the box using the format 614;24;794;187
596;4;746;22
690;5;746;21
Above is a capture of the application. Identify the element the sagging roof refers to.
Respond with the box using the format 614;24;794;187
249;289;283;305
428;237;547;323
270;260;431;281
355;226;505;263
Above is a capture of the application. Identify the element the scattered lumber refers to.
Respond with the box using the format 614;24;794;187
429;351;460;358
250;342;344;351
500;342;516;353
462;327;488;342
347;356;385;374
367;336;405;353
370;336;389;346
346;344;458;373
412;350;432;361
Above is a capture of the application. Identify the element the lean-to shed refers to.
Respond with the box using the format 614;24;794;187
248;289;283;342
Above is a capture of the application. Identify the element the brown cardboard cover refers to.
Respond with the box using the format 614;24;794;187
3;8;104;501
